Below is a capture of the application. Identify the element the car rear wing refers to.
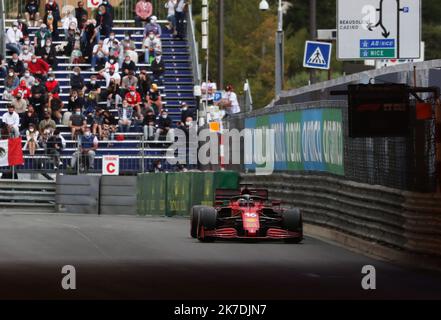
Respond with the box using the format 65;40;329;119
215;189;269;201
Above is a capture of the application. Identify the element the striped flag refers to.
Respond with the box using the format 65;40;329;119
0;138;24;167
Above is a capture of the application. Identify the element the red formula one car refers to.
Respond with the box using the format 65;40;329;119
190;187;303;243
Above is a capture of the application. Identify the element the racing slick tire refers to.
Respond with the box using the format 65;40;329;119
197;206;218;243
190;206;205;238
282;209;303;244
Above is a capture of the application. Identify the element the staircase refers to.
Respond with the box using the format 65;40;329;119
0;20;196;174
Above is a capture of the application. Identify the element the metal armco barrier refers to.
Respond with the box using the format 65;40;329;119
242;173;441;258
56;175;101;214
0;179;56;212
100;176;137;215
137;171;240;216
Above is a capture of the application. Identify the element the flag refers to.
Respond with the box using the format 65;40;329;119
0;138;24;167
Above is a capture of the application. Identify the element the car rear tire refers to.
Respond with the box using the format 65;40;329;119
282;209;303;244
197;206;217;242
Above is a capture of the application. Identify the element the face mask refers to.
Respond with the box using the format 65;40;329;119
13;59;18;63
186;122;192;126
110;35;115;40
74;72;79;76
75;36;80;40
109;60;115;64
12;27;17;31
182;107;188;111
30;128;34;132
149;35;155;40
46;42;51;46
76;112;81;115
34;82;39;86
85;132;91;137
8;72;13;77
23;50;29;54
162;115;167;119
32;59;37;63
125;37;130;41
91;80;96;84
130;92;135;96
48;77;54;81
24;40;30;45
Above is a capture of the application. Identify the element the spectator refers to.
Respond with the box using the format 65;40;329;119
143;15;162;37
201;79;217;106
103;65;121;87
82;20;97;61
69;106;87;140
8;53;26;77
62;10;78;39
0;55;7;78
11;93;28;117
25;0;41;27
68;90;85;113
119;34;137;65
125;86;142;116
46;128;64;169
70;42;83;64
12;80;32;100
19;45;33;63
23;37;36;54
83;93;98;124
91;40;109;72
71;127;98;171
175;0;188;39
223;84;241;115
39;111;56;134
2;105;20;137
5;21;23;55
75;1;88;30
106;38;121;60
135;0;153;28
165;0;177;34
103;32;118;49
142;31;162;64
21;105;40;132
138;69;152;100
142;106;156;140
34;24;51;50
28;55;50;81
121;70;138;94
92;108;105;138
103;56;120;73
85;74;102;98
24;123;39;156
47;95;63;124
102;110;117;142
101;0;114;19
36;38;57;68
3;69;20;101
106;78;122;109
30;79;47;119
147;83;162;114
17;16;30;38
155;109;173;141
44;0;61;38
45;73;60;99
150;50;165;85
70;67;86;92
121;55;137;78
150;159;164;173
95;4;113;41
118;99;134;133
180;102;194;123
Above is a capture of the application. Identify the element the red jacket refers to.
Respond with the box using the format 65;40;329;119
45;80;60;99
28;59;50;75
12;85;32;99
125;91;141;106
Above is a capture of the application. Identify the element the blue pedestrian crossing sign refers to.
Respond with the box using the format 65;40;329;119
303;41;332;70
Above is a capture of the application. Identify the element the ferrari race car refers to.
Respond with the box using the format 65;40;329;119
190;187;303;243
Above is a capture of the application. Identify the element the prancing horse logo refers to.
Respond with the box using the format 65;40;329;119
0;147;6;158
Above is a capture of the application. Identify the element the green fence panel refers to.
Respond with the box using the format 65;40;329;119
190;172;215;207
137;174;145;215
139;173;167;216
214;171;240;190
166;172;192;217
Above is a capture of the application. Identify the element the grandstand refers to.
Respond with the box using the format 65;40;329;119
0;17;196;175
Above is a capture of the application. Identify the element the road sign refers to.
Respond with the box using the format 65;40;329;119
213;91;223;103
303;41;332;70
103;155;120;176
87;0;102;8
337;0;421;60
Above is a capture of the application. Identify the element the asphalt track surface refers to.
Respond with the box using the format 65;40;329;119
0;213;440;300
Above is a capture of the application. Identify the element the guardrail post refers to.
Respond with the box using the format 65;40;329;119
436;98;441;193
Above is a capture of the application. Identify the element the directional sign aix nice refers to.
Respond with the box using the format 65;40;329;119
337;0;421;60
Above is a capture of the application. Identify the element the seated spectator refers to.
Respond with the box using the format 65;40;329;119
34;24;52;50
62;10;78;38
107;39;121;60
19;45;33;63
39;111;57;134
11;93;28;117
38;126;53;152
118;99;134;133
150;50;165;85
23;37;35;54
138;69;152;100
21;105;40;132
102;110;117;142
67;89;85;113
12;80;32;100
125;86;142;116
121;70;138;95
150;159;164;173
135;0;153;28
45;73;60;99
17;16;30;38
46;128;64;169
85;74;102;98
25;0;41;27
5;21;23;55
30;79;47;119
70;67;86;92
24;123;39;156
155;109;173;141
121;55;137;78
180;102;194;123
2;105;20;137
92;108;105;138
8;53;26;77
147;83;162;114
201;79;217;106
142;106;157;140
3;69;20;101
69;107;87;140
28;55;50;81
106;78;122;109
103;65;121;87
70;42;83;64
177;115;196;138
91;40;109;72
95;4;113;41
44;1;61;38
47;95;63;124
20;71;36;89
75;1;88;30
103;56;120;73
142;31;162;64
118;34;137;65
70;127;98;171
83;93;98;124
143;15;162;37
165;0;177;34
36;38;57;68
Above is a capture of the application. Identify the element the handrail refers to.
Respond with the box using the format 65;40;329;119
244;79;253;112
186;4;201;86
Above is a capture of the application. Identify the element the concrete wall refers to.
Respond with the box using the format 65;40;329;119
56;175;101;214
100;176;137;215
